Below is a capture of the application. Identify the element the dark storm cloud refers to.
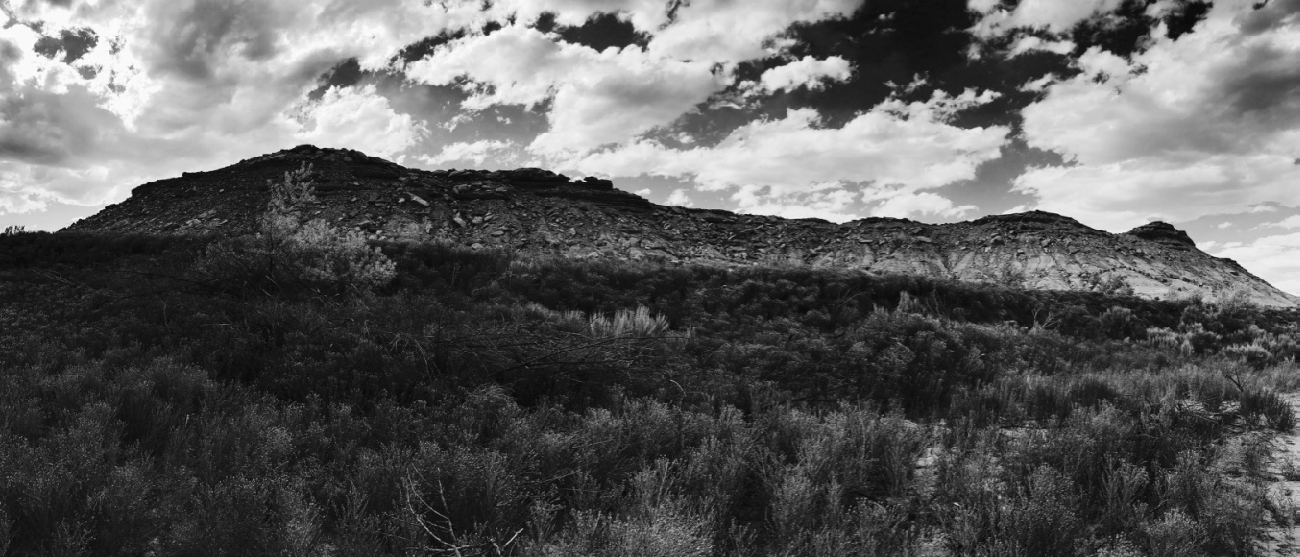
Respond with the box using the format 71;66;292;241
1212;42;1300;123
0;36;114;166
1237;0;1300;35
33;27;96;63
0;88;117;166
144;0;288;81
0;40;77;166
0;36;21;82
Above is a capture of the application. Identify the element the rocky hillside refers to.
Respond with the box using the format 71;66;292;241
66;144;1299;307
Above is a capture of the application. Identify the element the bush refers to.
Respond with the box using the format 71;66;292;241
1239;387;1295;432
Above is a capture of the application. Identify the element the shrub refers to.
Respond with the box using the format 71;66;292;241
589;306;670;339
1141;510;1206;557
1100;306;1146;341
1239;387;1295;432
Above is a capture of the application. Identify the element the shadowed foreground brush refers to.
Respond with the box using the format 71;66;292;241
0;230;1297;556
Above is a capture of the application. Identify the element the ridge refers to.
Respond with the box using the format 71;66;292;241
65;145;1300;307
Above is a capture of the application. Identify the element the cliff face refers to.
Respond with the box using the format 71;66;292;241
66;145;1299;307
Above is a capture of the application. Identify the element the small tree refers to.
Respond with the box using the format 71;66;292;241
195;164;396;295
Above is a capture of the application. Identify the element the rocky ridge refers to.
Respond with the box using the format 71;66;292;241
66;145;1300;307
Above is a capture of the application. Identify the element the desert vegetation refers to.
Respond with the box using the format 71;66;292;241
0;172;1298;556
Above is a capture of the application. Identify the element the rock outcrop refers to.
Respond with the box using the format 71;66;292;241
66;145;1300;307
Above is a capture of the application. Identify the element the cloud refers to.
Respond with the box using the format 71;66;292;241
405;25;725;154
1210;232;1300;295
665;188;693;206
486;0;674;31
871;190;977;219
140;0;293;81
1263;215;1300;229
419;139;516;167
1234;0;1300;36
1012;156;1300;231
971;0;1126;36
1012;0;1300;231
729;182;864;222
645;0;864;63
562;89;1006;222
1006;36;1076;57
0;0;877;225
531;48;724;154
756;56;852;93
0;85;121;167
294;85;426;159
569;89;1009;196
405;26;590;110
0;0;496;215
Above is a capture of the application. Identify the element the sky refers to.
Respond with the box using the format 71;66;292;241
1;0;1299;293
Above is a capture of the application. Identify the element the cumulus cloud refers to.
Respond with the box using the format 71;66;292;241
569;89;1008;194
405;25;725;154
971;0;1126;36
1006;36;1076;57
0;0;481;215
645;0;863;63
0;0;879;225
665;188;693;206
419;139;516;167
870;190;977;219
1234;0;1300;36
563;89;1006;221
1012;0;1300;231
295;85;426;159
756;56;852;93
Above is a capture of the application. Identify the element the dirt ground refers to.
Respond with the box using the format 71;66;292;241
1258;394;1300;556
